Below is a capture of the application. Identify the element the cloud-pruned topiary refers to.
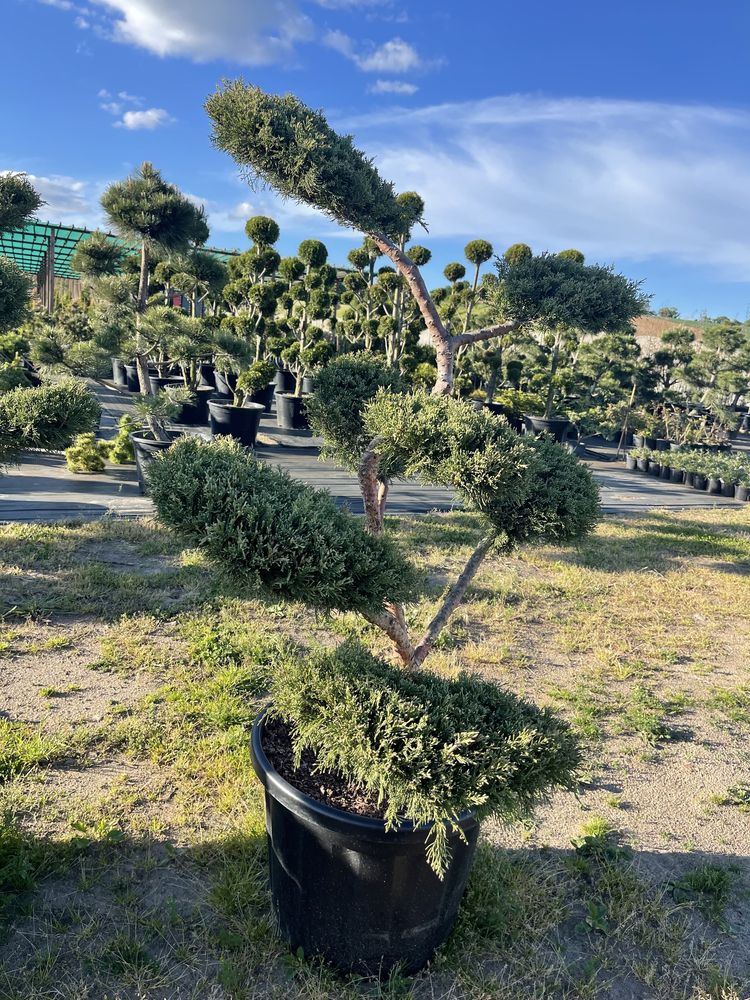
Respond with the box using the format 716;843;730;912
364;391;600;550
0;258;32;334
147;436;417;614
305;352;406;476
206;83;407;236
270;640;581;875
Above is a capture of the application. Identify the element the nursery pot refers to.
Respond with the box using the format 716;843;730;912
111;357;127;388
636;458;649;472
214;370;237;396
199;362;216;388
208;400;264;446
692;474;707;491
123;364;141;393
684;472;695;487
720;480;736;498
655;438;670;452
301;375;316;394
707;477;722;495
149;374;182;394
633;434;646;448
276;392;311;431
249;382;275;413
174;386;214;426
486;403;523;433
660;463;672;480
274;368;296;393
250;710;479;975
736;485;750;502
647;459;662;476
625;454;637;471
523;414;572;443
129;429;181;494
670;467;684;484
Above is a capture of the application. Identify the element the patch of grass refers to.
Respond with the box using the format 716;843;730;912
710;785;750;814
0;721;78;781
671;864;738;924
708;686;750;725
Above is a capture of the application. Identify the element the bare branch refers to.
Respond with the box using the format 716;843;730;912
452;321;519;348
410;534;497;669
362;606;415;668
357;435;384;535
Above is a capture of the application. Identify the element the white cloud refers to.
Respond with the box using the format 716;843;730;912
328;95;750;280
8;173;104;229
86;0;313;64
369;79;418;95
38;0;75;9
324;31;426;73
113;107;174;130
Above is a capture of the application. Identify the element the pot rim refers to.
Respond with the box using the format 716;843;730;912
129;428;182;445
251;707;476;841
207;400;265;412
276;391;312;400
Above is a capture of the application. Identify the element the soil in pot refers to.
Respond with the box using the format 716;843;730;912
149;374;182;394
274;368;296;393
174;387;214;426
252;714;479;976
523;414;573;443
208;400;264;446
130;429;181;494
250;382;275;413
214;370;237;397
276;392;311;431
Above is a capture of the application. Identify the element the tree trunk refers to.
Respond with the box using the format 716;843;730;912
135;242;154;396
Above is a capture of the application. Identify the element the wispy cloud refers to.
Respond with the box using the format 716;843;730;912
369;79;418;96
323;30;428;73
327;95;750;280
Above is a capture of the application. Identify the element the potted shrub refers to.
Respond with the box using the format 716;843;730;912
207;366;266;446
647;453;662;476
129;390;189;493
629;445;650;473
625;450;637;472
244;357;276;412
276;339;334;432
735;466;750;502
148;384;599;974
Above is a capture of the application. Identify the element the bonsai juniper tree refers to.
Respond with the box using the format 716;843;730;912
100;163;208;403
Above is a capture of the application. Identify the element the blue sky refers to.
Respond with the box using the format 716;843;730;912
4;0;750;319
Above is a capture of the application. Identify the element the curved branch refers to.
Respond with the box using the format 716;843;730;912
452;322;519;348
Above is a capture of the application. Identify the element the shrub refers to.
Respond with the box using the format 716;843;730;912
0;379;100;461
65;432;107;473
106;414;136;464
64;341;112;380
147;436;417;614
270;641;581;874
0;358;34;394
365;392;600;548
305;352;406;474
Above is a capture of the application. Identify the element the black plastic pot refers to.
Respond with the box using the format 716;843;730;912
208;400;264;446
199;362;216;388
214;370;237;396
647;460;662;476
720;480;736;498
274;368;296;393
660;464;672;480
523;414;573;442
250;711;479;975
655;438;670;452
736;485;750;502
692;474;707;491
123;364;141;392
633;434;647;448
707;477;722;495
669;441;683;452
250;382;275;413
636;458;648;472
643;436;657;450
684;472;695;487
111;357;127;388
130;430;181;494
149;374;182;394
276;392;311;431
670;468;684;484
302;375;316;394
174;386;214;426
625;455;637;471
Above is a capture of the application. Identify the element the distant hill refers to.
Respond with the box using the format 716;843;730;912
632;314;706;356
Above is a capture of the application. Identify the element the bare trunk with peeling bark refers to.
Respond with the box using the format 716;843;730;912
369;230;516;397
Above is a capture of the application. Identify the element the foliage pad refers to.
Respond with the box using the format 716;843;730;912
270;641;581;874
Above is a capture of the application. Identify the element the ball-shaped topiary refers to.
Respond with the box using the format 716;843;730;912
464;239;493;266
0;258;31;333
347;247;370;271
557;248;585;263
65;432;107;473
298;239;328;270
503;243;532;266
245;215;280;247
407;245;432;266
443;262;466;284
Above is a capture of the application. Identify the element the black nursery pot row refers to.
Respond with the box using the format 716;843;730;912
625;453;750;501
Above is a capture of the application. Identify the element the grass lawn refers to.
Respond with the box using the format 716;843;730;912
0;507;749;1000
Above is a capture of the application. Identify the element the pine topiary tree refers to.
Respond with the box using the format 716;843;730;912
65;432;107;473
